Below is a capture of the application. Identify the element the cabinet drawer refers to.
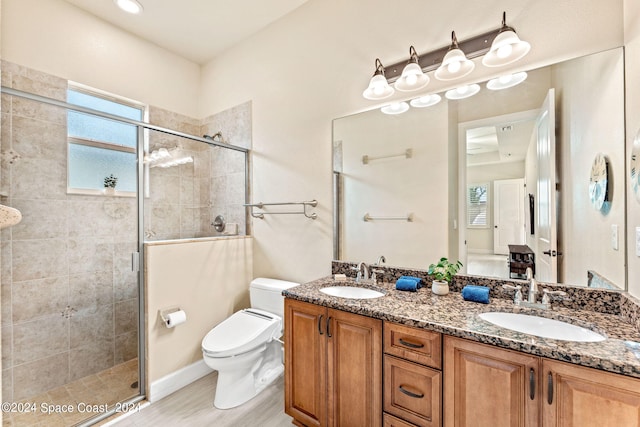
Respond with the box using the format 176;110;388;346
384;322;442;369
384;412;418;427
384;355;441;427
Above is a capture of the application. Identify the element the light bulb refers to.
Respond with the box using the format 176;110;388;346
457;86;469;95
405;74;418;86
498;75;512;84
497;44;513;59
448;61;461;73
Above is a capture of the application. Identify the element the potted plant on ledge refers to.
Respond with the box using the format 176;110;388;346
104;174;118;195
428;257;463;296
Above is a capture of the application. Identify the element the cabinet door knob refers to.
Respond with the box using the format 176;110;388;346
398;385;424;399
547;372;554;404
398;338;424;349
317;314;324;335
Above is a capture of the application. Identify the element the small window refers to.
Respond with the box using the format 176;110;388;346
66;86;145;195
467;183;489;227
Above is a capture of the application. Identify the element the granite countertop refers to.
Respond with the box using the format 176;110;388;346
283;276;640;379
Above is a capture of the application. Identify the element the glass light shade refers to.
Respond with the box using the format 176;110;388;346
486;72;528;90
435;49;475;81
445;84;480;100
381;102;410;115
410;94;442;108
363;74;394;100
114;0;143;14
482;30;531;67
395;63;430;92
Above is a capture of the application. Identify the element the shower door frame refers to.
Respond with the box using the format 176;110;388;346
0;85;250;425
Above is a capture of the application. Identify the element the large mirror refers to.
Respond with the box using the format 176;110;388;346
333;47;626;289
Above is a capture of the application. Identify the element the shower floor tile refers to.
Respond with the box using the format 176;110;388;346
3;359;138;427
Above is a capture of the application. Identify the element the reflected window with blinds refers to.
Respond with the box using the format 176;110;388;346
467;183;489;227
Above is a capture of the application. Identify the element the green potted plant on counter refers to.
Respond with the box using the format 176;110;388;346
428;257;463;295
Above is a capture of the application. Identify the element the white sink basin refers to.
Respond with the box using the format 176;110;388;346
320;286;385;299
478;312;606;342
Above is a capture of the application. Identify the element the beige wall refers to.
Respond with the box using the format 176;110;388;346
552;50;626;286
199;0;624;284
1;0;200;118
145;237;253;392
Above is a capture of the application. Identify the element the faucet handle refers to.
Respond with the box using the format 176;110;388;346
541;289;568;305
503;284;523;303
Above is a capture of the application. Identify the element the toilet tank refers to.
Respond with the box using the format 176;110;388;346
250;278;299;319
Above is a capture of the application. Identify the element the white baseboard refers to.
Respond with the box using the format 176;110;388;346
149;359;213;403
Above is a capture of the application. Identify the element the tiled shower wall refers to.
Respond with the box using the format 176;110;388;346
144;101;251;240
0;61;252;401
0;62;139;401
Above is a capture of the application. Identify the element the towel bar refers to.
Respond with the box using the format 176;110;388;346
363;213;414;222
244;200;318;219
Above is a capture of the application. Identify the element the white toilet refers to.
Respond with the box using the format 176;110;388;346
201;277;299;409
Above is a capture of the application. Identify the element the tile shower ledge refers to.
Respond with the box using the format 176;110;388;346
283;276;640;379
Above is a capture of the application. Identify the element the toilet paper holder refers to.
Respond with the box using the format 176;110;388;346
159;307;184;327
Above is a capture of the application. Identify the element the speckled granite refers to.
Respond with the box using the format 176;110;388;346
288;272;640;379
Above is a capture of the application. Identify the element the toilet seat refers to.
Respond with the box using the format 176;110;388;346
202;309;282;358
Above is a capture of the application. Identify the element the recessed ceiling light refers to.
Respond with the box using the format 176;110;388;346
114;0;143;15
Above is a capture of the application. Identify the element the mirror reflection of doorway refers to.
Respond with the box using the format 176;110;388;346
460;108;542;279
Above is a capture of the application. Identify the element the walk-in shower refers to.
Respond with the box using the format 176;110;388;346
0;64;249;426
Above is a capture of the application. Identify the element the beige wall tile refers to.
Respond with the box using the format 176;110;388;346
12;276;68;322
11;157;67;200
114;331;138;364
12;353;69;401
2;368;13;402
13;315;68;365
69;339;114;381
11;199;68;240
12;238;68;282
70;305;114;350
67;237;113;275
68;270;113;314
114;299;138;336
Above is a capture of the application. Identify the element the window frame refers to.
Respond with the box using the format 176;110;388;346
467;182;490;229
66;83;146;197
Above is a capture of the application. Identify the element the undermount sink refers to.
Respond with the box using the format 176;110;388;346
320;286;385;299
478;312;606;342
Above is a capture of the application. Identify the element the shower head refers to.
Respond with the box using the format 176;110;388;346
203;131;224;142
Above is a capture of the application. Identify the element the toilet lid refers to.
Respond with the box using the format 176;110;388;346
202;309;281;358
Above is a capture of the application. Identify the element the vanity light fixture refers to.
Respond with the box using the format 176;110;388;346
482;12;531;67
381;101;410;115
486;71;528;90
114;0;144;15
363;58;395;100
394;46;430;92
409;94;442;108
434;31;475;81
445;84;480;100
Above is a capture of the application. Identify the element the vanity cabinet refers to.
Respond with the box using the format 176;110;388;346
383;322;442;427
444;336;539;427
445;336;640;427
284;299;382;427
542;359;640;427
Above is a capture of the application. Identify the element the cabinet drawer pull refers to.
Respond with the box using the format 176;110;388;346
547;372;554;404
529;368;535;400
326;316;332;338
398;385;424;399
318;314;324;335
398;338;424;349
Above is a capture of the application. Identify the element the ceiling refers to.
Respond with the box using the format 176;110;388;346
64;0;309;64
466;118;536;166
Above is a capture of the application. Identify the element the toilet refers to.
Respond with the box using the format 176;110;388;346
201;277;299;409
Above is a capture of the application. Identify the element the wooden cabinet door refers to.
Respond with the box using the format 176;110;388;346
444;337;540;427
542;359;640;427
285;299;327;427
327;308;383;427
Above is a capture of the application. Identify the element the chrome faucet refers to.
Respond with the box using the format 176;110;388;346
355;262;369;283
526;267;538;303
375;255;386;265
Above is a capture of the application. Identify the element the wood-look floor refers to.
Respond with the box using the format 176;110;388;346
112;373;292;427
